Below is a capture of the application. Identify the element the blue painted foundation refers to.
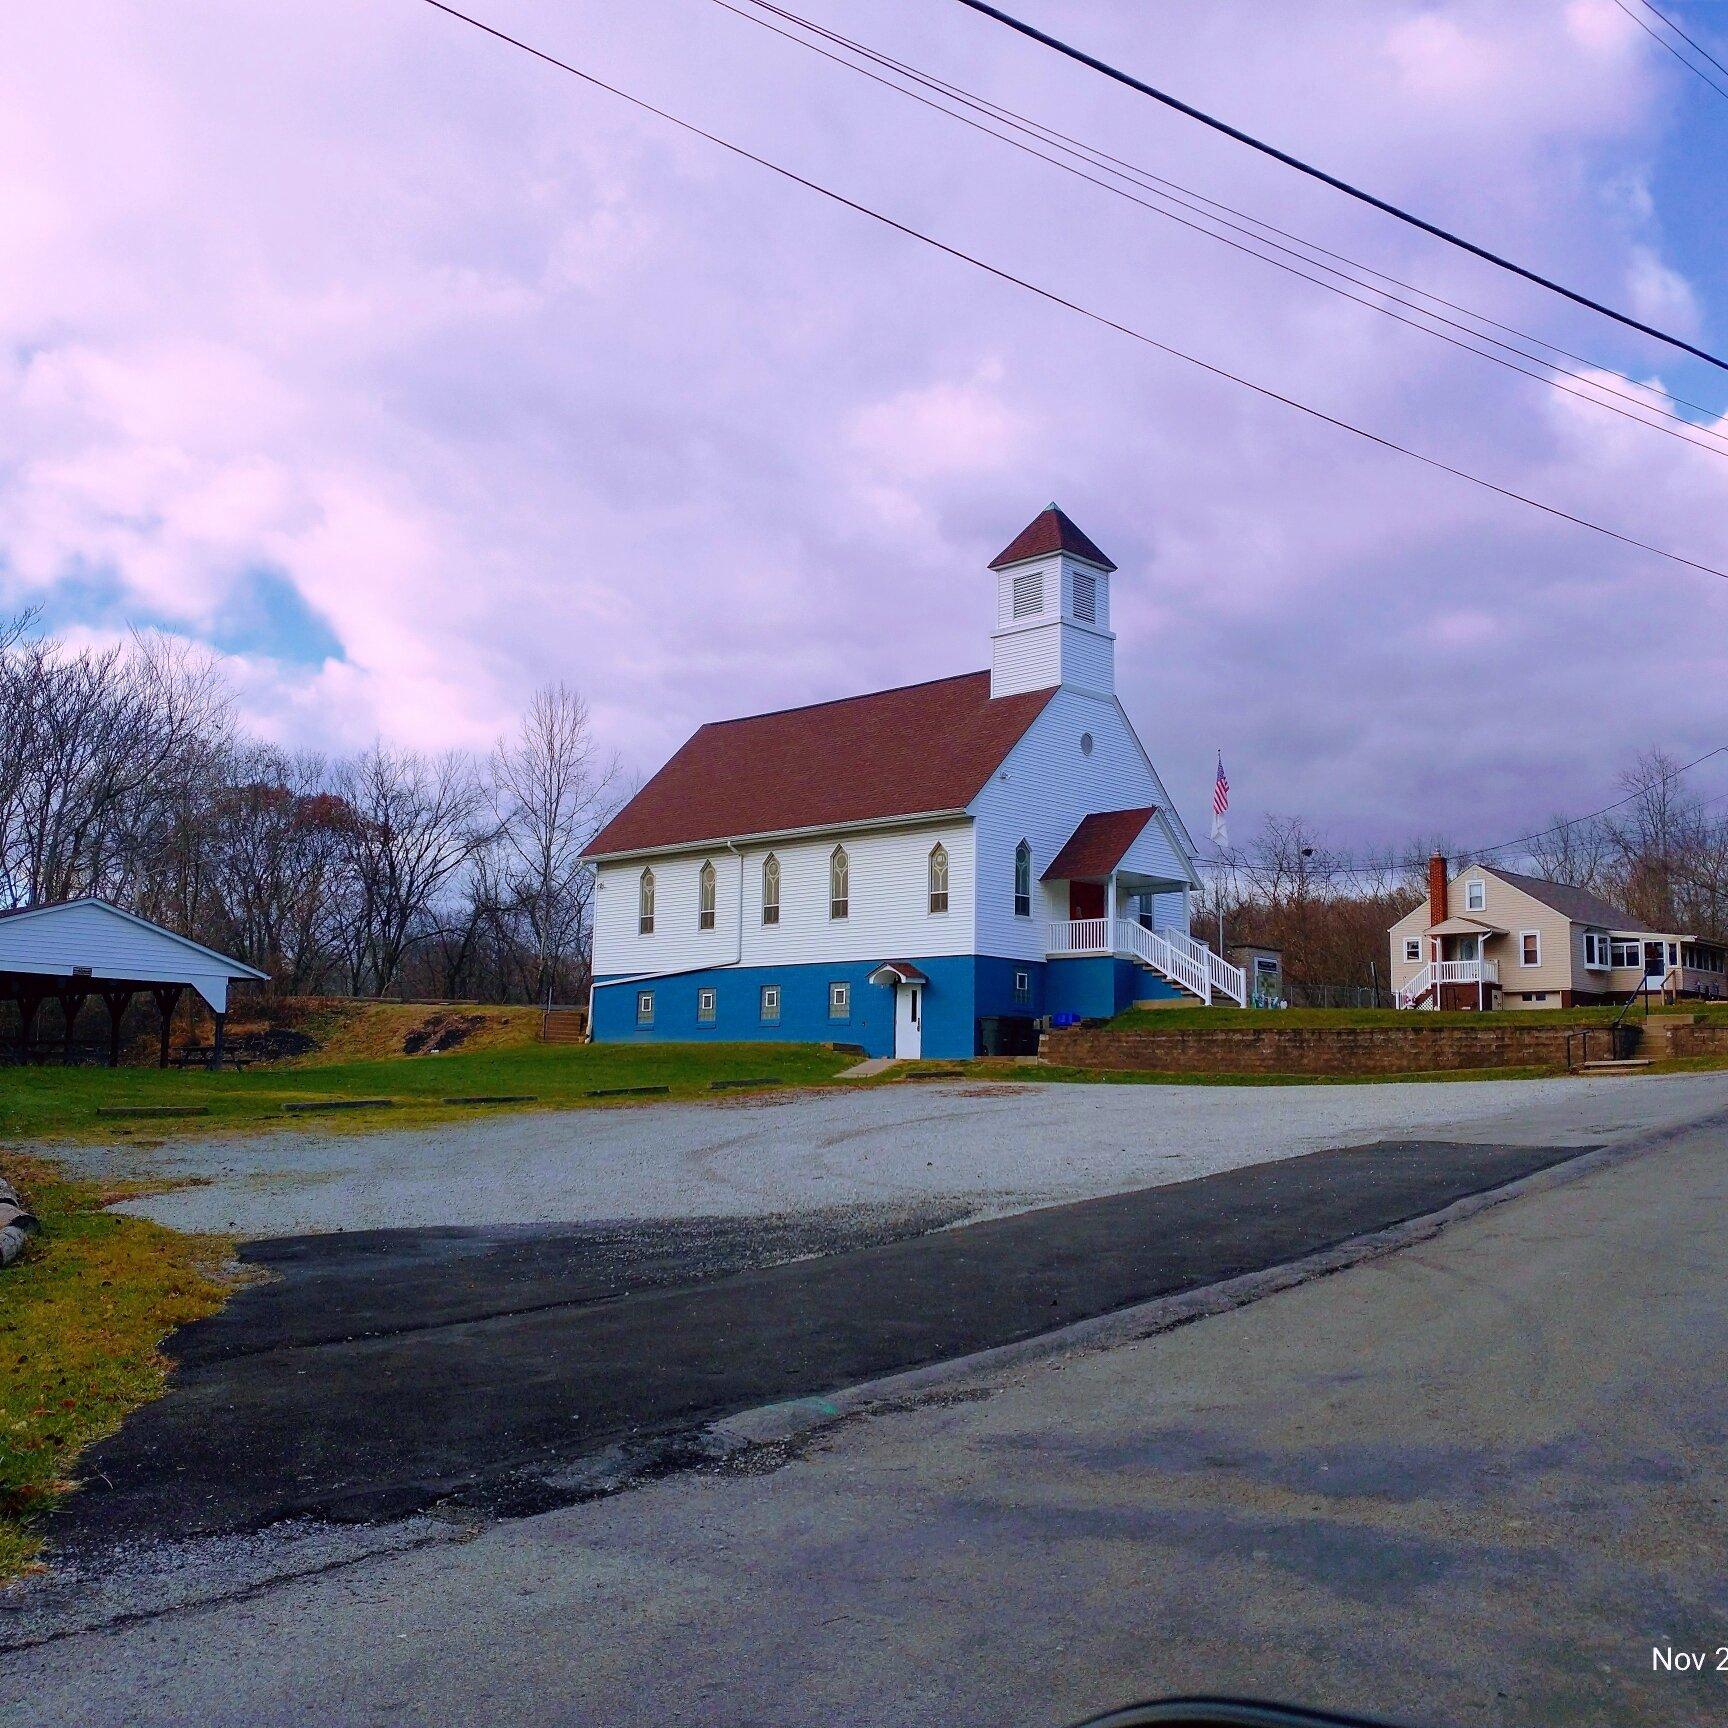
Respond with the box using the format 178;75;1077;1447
592;950;1167;1059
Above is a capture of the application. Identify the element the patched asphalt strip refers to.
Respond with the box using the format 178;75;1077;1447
45;1139;1593;1551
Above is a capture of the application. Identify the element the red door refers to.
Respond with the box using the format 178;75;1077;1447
1069;881;1106;920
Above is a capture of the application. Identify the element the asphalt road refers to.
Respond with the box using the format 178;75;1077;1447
7;1095;1727;1726
42;1138;1590;1551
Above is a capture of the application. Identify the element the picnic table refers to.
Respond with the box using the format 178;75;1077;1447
169;1044;252;1072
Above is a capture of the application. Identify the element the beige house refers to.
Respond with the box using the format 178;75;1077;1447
1389;856;1728;1010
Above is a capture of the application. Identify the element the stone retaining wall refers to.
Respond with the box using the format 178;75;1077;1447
1044;1022;1587;1076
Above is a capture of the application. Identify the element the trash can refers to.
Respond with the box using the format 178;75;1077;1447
978;1015;1038;1056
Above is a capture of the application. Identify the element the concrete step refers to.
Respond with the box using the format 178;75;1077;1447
1576;1058;1654;1073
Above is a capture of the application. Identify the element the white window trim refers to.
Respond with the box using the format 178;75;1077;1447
761;853;780;927
1465;879;1485;911
636;989;654;1025
928;843;949;916
1519;929;1541;968
1402;937;1421;963
760;984;781;1023
828;981;850;1021
697;987;717;1024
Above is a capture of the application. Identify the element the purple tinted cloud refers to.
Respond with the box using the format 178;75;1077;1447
2;0;1724;847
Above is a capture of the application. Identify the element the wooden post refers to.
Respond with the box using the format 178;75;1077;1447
103;990;133;1068
62;988;88;1065
18;988;44;1063
210;1011;226;1070
152;984;184;1068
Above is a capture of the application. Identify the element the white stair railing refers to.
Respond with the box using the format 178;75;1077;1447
1159;926;1248;1007
1397;963;1434;1009
1119;919;1210;1002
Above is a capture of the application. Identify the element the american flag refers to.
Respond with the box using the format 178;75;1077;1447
1210;754;1229;847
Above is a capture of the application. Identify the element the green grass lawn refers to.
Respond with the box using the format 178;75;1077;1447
0;1040;854;1143
1105;1005;1623;1030
0;1154;230;1581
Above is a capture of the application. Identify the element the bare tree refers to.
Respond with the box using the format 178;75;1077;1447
336;745;491;996
490;685;619;1006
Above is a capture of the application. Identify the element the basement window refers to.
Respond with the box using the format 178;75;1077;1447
697;987;717;1025
636;990;654;1026
760;984;781;1024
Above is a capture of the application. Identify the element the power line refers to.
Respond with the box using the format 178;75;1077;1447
1615;0;1728;102
748;0;1726;428
716;0;1728;461
950;0;1728;373
416;0;1728;582
1638;0;1728;81
760;3;1728;428
741;0;1727;430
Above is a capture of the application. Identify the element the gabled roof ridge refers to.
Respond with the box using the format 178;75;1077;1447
697;668;998;732
0;896;270;978
1481;864;1652;932
584;671;1062;858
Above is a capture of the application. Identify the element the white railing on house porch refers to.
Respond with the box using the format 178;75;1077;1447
1045;918;1248;1006
1396;958;1500;1010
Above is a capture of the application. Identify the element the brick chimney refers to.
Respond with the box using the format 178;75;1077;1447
1428;853;1449;929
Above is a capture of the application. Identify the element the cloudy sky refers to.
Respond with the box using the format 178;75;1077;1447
3;0;1726;850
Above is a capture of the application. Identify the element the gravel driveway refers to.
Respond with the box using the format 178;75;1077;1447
55;1071;1728;1238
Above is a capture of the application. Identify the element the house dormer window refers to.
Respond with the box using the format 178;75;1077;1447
1011;570;1043;619
1014;840;1032;918
829;845;849;920
928;843;949;914
698;859;716;930
638;867;655;935
1465;879;1485;911
762;853;780;926
1072;570;1096;623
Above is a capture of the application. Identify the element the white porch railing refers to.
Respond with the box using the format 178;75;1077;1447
1044;918;1247;1006
1397;958;1500;1009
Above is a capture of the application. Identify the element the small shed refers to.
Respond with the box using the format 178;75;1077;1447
1227;942;1285;1008
0;899;269;1066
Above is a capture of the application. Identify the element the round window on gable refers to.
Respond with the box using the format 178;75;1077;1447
1080;731;1094;758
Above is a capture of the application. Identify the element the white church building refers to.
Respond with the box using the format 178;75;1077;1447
583;505;1242;1060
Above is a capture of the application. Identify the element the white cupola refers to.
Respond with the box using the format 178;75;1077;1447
987;503;1117;699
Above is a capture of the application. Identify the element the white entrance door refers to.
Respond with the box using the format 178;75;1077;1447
894;983;922;1060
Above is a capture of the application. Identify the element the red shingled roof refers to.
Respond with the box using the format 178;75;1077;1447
1042;807;1159;880
584;672;1059;857
988;504;1116;572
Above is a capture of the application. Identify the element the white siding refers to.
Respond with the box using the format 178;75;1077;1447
1056;625;1114;696
592;819;976;978
969;687;1194;962
0;900;262;1011
989;620;1064;698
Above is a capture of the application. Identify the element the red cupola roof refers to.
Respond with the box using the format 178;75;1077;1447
987;503;1116;572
